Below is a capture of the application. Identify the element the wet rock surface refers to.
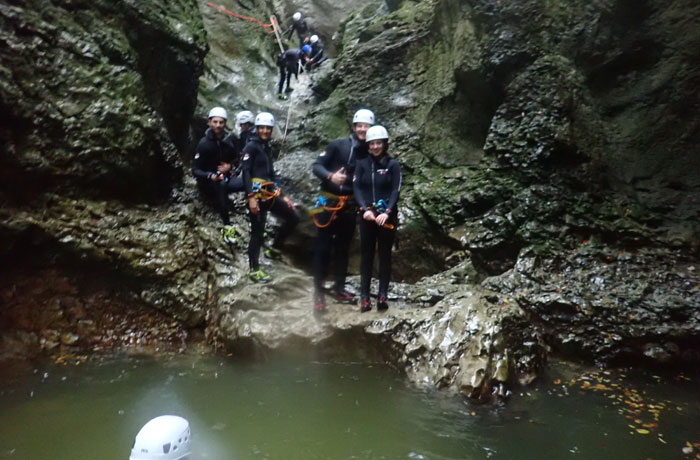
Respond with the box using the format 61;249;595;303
1;0;699;402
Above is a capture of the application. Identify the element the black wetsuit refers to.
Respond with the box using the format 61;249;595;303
277;49;304;94
353;152;402;299
241;135;300;270
306;41;326;70
192;128;242;225
284;19;310;47
311;134;368;296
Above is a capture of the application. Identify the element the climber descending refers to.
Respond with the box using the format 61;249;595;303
305;34;327;70
192;107;243;244
241;112;300;283
276;45;311;99
284;11;311;47
310;109;375;312
353;125;402;312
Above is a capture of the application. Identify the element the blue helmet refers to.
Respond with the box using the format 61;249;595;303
301;44;312;55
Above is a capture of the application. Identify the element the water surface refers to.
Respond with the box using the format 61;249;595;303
0;355;698;459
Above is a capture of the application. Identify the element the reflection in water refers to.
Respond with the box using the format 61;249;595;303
0;356;698;460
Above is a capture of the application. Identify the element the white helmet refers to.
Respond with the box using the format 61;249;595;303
255;112;275;127
292;12;302;21
236;110;255;125
352;109;375;125
366;125;389;142
310;34;319;44
208;107;227;120
130;416;191;460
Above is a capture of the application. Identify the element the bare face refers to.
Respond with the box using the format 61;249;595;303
257;125;272;141
368;140;385;157
353;122;371;142
208;116;226;137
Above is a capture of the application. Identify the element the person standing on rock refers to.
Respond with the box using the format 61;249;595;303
310;109;375;312
191;107;240;244
305;34;327;71
284;11;311;48
276;46;311;100
242;112;300;283
353;125;401;312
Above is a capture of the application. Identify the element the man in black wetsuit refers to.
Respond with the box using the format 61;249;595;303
191;107;241;244
284;11;310;48
310;109;375;312
241;112;300;283
276;46;311;99
224;110;256;154
305;34;327;71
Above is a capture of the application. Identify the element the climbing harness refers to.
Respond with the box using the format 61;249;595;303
206;3;275;33
251;178;281;203
370;199;395;230
310;191;352;228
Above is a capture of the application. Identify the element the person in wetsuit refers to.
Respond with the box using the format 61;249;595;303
284;11;311;48
353;125;402;312
305;34;327;71
276;46;311;99
191;107;242;244
241;112;300;283
310;109;375;312
224;110;256;154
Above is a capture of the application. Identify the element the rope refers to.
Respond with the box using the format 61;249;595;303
206;3;275;33
252;180;281;203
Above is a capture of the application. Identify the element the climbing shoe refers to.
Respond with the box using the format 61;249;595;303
377;294;389;311
249;269;271;284
221;225;237;244
278;94;288;100
264;247;283;260
313;292;327;313
335;290;355;304
360;297;371;313
284;87;294;93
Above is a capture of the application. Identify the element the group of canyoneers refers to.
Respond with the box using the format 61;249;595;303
193;15;400;314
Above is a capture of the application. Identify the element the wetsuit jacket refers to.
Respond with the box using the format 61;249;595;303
313;134;368;196
224;128;256;157
353;153;401;214
192;128;237;180
278;49;303;70
309;41;324;61
241;135;276;196
284;19;309;41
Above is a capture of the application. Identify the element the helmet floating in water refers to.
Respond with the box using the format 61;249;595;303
130;415;191;460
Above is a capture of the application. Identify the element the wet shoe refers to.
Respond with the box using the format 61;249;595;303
221;225;237;244
264;247;282;260
377;294;389;311
285;87;294;93
249;269;271;283
278;94;288;100
313;293;326;313
335;290;355;304
360;297;371;313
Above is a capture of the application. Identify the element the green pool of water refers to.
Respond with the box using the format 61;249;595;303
0;355;698;459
